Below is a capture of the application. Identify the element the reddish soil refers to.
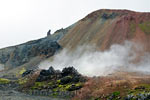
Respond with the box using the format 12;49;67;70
72;72;150;100
59;9;150;52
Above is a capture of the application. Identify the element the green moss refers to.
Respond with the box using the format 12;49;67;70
51;82;83;92
139;22;150;35
18;78;28;85
64;83;83;91
75;82;83;87
58;85;67;91
16;67;26;77
67;75;72;78
139;84;150;89
52;92;58;98
53;88;59;92
0;78;10;84
57;80;61;84
31;82;47;90
35;82;46;87
106;92;121;100
65;84;72;90
112;91;120;96
48;82;53;86
28;76;84;92
19;68;26;75
58;84;63;88
127;84;150;96
53;84;70;91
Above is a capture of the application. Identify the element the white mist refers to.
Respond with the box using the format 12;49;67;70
39;41;150;76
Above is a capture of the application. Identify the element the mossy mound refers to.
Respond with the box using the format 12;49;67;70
0;78;10;84
19;66;86;97
30;78;83;92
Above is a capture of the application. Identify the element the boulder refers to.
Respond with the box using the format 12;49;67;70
40;66;55;76
61;67;79;77
36;66;56;82
48;66;55;75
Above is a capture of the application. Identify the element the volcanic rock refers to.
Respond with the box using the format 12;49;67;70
0;38;61;69
61;67;79;77
36;66;85;84
22;69;34;77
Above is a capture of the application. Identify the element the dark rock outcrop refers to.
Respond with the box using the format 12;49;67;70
47;30;51;36
36;66;85;84
22;69;34;77
40;66;55;76
101;13;118;19
61;67;79;77
36;66;61;82
0;37;61;69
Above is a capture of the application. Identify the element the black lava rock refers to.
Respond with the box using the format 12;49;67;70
36;66;56;82
36;66;85;84
22;69;34;77
40;66;55;76
60;76;72;84
61;67;79;77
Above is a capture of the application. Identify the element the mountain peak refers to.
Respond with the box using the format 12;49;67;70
81;9;148;21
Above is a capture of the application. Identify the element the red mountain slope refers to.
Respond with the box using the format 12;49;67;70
59;9;150;52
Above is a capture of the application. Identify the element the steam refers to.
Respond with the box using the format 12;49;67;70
39;41;150;76
131;52;150;73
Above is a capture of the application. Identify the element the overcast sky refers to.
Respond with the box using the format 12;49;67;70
0;0;150;48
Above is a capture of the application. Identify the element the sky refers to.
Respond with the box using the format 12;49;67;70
0;0;150;48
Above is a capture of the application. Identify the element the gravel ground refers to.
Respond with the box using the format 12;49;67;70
0;90;68;100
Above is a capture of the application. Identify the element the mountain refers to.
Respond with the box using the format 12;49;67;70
0;9;150;76
59;9;150;52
